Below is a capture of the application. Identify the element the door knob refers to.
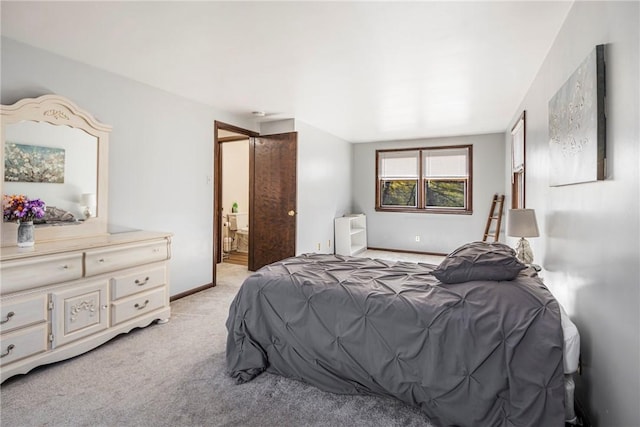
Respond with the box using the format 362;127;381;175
288;210;296;216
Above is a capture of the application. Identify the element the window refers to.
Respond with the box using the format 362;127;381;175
376;145;472;214
511;111;526;209
378;150;419;208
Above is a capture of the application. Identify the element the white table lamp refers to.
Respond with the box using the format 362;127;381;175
507;209;539;264
81;193;97;219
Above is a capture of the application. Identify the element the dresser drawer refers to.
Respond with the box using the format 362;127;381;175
111;287;166;326
0;323;48;366
111;264;166;300
85;240;168;276
0;294;48;334
0;253;83;294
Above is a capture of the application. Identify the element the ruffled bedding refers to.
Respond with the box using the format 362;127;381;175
226;253;565;426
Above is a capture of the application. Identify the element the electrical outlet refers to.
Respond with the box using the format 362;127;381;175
328;240;331;248
317;243;321;251
415;235;420;242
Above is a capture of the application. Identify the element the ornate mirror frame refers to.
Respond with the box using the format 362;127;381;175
1;94;110;246
510;111;526;209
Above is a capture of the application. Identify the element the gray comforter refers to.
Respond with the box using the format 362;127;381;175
226;254;565;426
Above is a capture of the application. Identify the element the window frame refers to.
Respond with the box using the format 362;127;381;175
510;111;526;209
375;145;473;215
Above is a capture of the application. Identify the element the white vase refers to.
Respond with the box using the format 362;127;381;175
17;220;35;247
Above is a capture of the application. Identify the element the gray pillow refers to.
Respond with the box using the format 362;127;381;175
432;241;526;284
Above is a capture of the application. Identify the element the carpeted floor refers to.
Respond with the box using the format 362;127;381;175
1;256;440;427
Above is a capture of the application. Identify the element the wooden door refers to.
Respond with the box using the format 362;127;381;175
249;132;297;271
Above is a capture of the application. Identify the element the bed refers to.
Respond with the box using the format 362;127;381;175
226;243;575;426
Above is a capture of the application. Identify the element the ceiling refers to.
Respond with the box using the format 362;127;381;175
1;1;573;143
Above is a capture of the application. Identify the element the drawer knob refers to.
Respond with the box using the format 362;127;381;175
62;265;69;270
134;299;150;310
98;258;105;263
0;344;15;358
135;277;150;286
0;311;15;325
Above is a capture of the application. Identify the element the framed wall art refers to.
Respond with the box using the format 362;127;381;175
549;44;606;186
4;142;66;183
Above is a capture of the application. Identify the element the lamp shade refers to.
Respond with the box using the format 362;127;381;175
507;209;539;238
81;193;96;207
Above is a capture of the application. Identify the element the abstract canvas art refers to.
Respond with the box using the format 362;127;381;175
549;44;606;186
4;142;65;183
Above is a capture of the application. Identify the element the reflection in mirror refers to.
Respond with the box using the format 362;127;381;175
4;121;98;222
1;94;110;246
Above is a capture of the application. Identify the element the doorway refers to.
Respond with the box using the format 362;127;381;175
213;122;298;285
214;122;257;283
220;137;250;267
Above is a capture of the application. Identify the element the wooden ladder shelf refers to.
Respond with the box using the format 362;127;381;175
483;194;505;242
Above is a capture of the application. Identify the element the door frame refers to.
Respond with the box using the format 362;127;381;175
213;121;259;285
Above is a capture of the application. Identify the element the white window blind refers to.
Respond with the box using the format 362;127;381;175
423;148;468;178
378;151;419;179
511;119;525;173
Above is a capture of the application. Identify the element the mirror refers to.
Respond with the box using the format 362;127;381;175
1;95;110;246
5;121;98;219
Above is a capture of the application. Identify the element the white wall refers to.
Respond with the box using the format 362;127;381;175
352;133;505;254
294;121;353;254
221;139;249;217
503;2;639;425
221;139;249;251
260;119;296;136
1;37;257;296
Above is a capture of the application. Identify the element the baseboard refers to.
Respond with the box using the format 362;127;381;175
170;283;215;301
366;246;447;257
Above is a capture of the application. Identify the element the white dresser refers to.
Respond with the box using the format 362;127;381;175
0;231;172;383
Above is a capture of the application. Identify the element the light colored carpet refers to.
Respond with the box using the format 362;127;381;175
1;255;440;427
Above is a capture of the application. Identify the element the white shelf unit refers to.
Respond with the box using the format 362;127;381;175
334;215;367;256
